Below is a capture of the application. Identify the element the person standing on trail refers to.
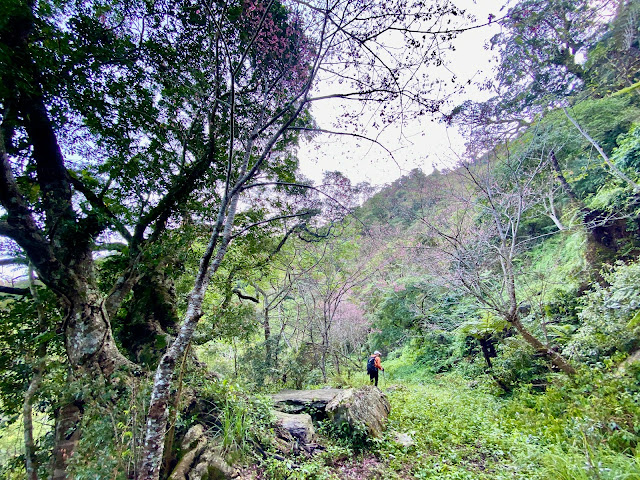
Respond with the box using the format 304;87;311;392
367;351;384;387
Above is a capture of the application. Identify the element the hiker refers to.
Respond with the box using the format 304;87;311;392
367;351;384;387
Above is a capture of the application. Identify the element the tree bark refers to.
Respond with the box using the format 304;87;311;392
50;404;82;480
118;267;179;365
550;150;584;205
63;278;134;377
256;286;272;367
509;314;576;375
49;283;134;479
478;337;494;369
24;365;43;480
139;189;241;480
162;343;191;475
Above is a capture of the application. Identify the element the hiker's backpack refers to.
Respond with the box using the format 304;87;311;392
366;356;376;374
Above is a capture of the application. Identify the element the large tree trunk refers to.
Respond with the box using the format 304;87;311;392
50;404;83;480
118;268;180;366
65;289;132;377
46;260;135;479
49;288;134;479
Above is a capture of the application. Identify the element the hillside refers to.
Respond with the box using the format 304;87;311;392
1;0;640;479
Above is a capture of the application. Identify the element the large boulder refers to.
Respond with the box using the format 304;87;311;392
325;386;390;438
273;411;315;443
272;388;342;419
169;425;208;480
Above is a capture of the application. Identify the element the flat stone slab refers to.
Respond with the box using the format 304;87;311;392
272;388;343;419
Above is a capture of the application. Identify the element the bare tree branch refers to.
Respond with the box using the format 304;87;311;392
0;285;30;295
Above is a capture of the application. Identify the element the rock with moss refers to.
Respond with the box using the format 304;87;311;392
190;447;237;480
273;410;315;443
168;424;237;480
325;386;390;438
169;425;208;480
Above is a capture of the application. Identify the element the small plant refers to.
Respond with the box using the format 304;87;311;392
216;398;249;453
196;379;274;459
317;418;371;452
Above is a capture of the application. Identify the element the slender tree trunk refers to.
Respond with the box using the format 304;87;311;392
320;324;329;382
233;339;238;377
544;190;566;231
478;337;510;391
254;286;272;367
139;285;208;479
24;364;43;480
264;305;272;367
550;150;585;206
563;108;640;192
162;342;190;475
309;321;319;371
24;265;46;480
139;190;240;480
478;338;494;369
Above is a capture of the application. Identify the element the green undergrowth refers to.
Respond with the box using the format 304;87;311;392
372;371;640;480
275;358;640;479
521;229;588;301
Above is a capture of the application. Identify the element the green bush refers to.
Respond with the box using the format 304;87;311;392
66;377;151;480
566;261;640;362
195;379;274;457
317;418;371;452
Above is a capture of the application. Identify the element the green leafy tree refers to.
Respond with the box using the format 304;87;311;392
0;0;483;477
1;0;316;474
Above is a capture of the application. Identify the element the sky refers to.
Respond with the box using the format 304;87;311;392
298;0;506;187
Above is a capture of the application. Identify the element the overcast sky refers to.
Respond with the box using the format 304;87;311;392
298;0;506;187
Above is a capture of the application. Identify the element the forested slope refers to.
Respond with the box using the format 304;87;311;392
1;0;640;479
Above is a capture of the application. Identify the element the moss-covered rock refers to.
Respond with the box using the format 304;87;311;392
326;386;390;438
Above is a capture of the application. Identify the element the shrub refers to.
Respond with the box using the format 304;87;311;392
566;261;640;362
